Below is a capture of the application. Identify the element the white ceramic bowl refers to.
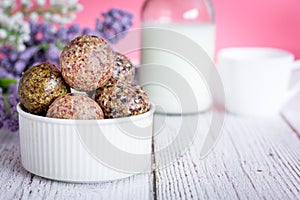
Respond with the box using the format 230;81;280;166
17;104;155;183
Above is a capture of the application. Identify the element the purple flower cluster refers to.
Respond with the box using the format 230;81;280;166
97;8;133;43
0;8;134;132
0;9;133;80
0;84;19;132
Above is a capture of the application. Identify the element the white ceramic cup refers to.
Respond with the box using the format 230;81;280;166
217;47;300;116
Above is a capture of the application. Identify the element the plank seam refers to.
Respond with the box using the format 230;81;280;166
152;137;158;200
280;113;300;139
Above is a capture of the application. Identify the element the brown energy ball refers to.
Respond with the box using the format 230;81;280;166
113;52;135;83
95;79;150;118
18;62;70;115
46;93;104;120
60;35;115;91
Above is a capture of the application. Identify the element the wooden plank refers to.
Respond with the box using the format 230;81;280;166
0;130;152;200
1;111;300;199
153;113;300;199
281;68;300;136
281;92;300;136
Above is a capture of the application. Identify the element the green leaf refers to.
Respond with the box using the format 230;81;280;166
0;78;17;87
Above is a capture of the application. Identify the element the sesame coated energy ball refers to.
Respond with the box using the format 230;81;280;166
95;79;150;118
113;52;135;83
46;93;104;120
18;62;70;115
60;35;115;91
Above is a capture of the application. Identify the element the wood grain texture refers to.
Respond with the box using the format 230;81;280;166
282;92;300;136
1;112;300;200
153;114;300;200
281;68;300;136
0;130;152;200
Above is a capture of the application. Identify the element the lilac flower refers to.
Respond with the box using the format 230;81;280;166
7;85;18;116
95;19;103;30
14;60;27;74
3;118;19;132
29;20;39;41
0;0;83;51
0;46;10;54
0;88;5;129
48;44;60;66
56;27;68;41
0;84;19;132
67;24;81;34
100;9;133;44
82;27;92;35
19;46;39;60
0;68;14;79
0;8;134;132
9;52;19;62
1;57;12;70
64;24;81;42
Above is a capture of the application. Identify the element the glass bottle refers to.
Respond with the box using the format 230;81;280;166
141;0;215;58
139;0;215;114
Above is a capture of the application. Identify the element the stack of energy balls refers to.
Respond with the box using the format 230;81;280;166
18;35;150;120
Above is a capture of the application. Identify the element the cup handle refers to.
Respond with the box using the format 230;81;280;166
282;60;300;107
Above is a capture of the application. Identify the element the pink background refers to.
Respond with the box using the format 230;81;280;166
74;0;300;58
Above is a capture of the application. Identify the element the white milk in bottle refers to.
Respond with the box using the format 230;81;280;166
139;0;215;114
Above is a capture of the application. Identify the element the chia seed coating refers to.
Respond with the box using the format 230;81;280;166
60;35;115;91
113;52;135;83
46;93;104;120
95;79;150;118
18;62;70;115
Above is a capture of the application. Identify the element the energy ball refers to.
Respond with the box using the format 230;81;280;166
18;62;70;115
113;52;135;83
95;79;150;118
60;35;115;91
46;93;104;120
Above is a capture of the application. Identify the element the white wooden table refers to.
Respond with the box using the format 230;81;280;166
0;102;299;199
